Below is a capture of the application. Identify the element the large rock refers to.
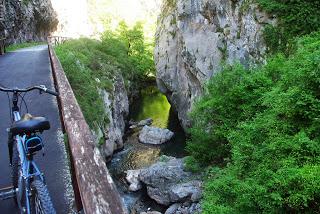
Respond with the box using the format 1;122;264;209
139;126;174;145
0;0;58;44
129;118;153;129
165;203;201;214
154;0;276;130
138;157;202;206
126;169;143;192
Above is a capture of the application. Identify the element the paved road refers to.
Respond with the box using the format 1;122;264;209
0;46;74;213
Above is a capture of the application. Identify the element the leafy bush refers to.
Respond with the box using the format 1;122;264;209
188;32;320;213
187;63;276;164
101;21;155;92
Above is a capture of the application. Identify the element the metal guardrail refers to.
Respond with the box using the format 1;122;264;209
47;36;70;46
47;39;127;214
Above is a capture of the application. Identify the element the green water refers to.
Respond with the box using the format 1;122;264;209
129;85;186;157
130;86;171;128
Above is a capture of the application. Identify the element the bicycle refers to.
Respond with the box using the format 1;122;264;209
0;84;59;214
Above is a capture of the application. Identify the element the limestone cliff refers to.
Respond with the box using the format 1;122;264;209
99;75;129;162
0;0;58;44
155;0;276;129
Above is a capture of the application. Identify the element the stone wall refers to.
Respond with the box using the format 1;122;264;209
0;0;58;44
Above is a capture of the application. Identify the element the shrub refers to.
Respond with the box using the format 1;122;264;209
188;32;320;212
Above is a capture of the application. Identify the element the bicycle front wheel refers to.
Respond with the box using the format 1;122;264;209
31;179;56;214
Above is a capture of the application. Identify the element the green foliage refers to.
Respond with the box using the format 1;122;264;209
257;0;320;53
185;156;202;173
187;63;274;164
55;38;109;129
188;32;320;212
101;21;155;80
6;42;46;52
55;21;155;130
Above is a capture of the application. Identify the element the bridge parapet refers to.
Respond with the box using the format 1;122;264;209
47;40;127;214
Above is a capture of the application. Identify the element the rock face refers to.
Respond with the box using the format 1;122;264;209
100;75;129;161
139;126;174;145
155;0;276;129
138;157;202;206
0;0;58;44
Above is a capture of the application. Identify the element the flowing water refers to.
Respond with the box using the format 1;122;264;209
108;85;187;212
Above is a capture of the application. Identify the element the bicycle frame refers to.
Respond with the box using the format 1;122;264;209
11;92;45;214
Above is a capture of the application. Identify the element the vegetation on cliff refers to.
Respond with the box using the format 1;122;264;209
187;31;320;213
185;0;320;212
55;22;154;129
257;0;320;54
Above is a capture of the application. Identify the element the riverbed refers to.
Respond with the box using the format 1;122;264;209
107;85;187;212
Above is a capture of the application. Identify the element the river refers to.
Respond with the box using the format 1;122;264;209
107;85;187;212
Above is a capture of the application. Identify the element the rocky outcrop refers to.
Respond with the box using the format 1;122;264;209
139;126;174;145
129;118;153;129
0;0;58;44
165;202;201;214
155;0;276;129
100;75;129;161
126;156;202;208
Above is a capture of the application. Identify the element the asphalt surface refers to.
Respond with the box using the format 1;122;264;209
0;46;74;213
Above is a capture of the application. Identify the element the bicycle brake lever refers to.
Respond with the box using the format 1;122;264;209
39;85;47;94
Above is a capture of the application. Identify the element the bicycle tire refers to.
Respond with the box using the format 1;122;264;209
30;179;56;214
11;142;19;196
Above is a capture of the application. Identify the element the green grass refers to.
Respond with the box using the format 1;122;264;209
6;42;46;52
187;32;320;213
54;38;112;130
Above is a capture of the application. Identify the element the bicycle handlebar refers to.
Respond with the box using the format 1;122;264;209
0;85;59;96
